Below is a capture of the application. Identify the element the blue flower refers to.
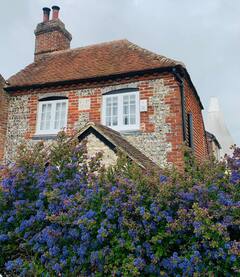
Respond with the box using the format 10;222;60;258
90;251;99;266
0;234;9;242
85;209;95;219
7;215;15;223
193;221;202;230
15;258;23;267
106;208;115;220
52;263;61;273
166;216;173;223
49;246;60;256
133;257;145;270
77;245;87;257
40;254;47;264
36;211;46;221
62;246;69;257
97;227;107;243
160;175;168;183
5;260;15;271
35;199;44;208
69;228;79;239
179;192;195;201
139;207;145;216
71;255;77;266
81;232;90;242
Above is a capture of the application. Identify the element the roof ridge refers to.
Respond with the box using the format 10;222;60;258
127;41;185;68
44;39;131;57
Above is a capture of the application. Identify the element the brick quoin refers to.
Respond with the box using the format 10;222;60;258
163;74;184;168
26;95;38;139
89;89;101;123
0;76;8;163
67;91;79;135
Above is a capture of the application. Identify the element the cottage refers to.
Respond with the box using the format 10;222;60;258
1;6;208;168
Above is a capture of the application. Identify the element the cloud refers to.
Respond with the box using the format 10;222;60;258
0;0;239;144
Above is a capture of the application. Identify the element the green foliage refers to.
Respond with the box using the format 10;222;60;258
0;134;239;276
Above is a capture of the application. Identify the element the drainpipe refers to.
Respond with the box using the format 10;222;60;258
172;67;186;142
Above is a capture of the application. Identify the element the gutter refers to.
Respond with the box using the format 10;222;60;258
5;65;204;111
5;67;173;92
172;67;186;142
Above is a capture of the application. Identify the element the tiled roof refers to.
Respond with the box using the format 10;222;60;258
206;131;221;149
7;39;184;88
0;74;5;84
75;122;160;171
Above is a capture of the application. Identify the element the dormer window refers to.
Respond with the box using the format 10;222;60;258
102;89;140;131
36;97;68;135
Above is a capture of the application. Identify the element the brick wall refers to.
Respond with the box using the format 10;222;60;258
35;30;71;59
4;73;207;169
0;75;8;163
184;79;208;159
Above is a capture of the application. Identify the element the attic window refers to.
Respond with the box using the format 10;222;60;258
102;90;140;131
36;98;68;135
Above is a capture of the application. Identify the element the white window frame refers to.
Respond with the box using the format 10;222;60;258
102;90;140;131
36;99;68;135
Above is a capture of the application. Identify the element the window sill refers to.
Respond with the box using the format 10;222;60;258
119;130;141;136
32;134;58;140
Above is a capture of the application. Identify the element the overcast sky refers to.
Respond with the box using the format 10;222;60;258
0;0;239;144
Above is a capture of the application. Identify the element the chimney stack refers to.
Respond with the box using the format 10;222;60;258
42;7;51;22
52;6;60;20
34;6;72;61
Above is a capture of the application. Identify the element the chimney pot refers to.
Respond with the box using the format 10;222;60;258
52;6;60;20
42;7;51;22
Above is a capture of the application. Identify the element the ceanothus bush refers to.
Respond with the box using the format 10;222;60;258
0;134;239;276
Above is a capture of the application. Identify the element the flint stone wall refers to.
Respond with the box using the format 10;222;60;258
5;77;175;167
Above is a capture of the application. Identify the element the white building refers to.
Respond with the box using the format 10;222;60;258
205;97;235;157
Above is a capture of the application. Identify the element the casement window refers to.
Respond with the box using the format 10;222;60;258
102;90;140;131
186;113;194;148
36;97;68;135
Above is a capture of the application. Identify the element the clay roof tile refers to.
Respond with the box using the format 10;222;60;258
7;39;183;88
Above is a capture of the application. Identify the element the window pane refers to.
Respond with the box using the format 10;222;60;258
45;104;52;130
106;105;111;117
123;95;129;105
54;102;67;130
106;117;111;126
112;116;118;126
60;102;67;129
124;115;129;125
130;115;136;125
40;103;52;130
123;105;129;115
54;103;61;129
105;96;118;127
130;104;136;115
123;94;137;126
130;94;135;104
40;104;46;130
